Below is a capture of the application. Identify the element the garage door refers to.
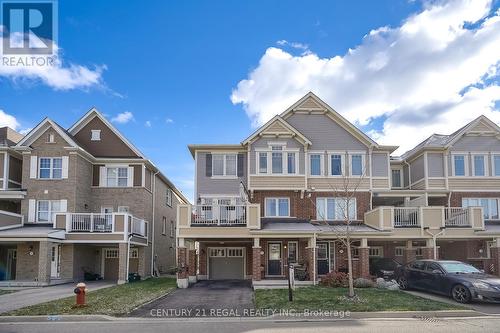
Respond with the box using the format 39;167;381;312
208;247;244;280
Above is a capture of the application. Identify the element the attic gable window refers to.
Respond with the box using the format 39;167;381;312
47;133;55;143
91;130;101;141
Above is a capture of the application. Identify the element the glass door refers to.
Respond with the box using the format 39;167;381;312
267;242;282;276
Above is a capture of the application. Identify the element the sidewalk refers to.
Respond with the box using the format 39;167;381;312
0;281;114;314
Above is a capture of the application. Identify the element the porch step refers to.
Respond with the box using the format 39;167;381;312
252;280;314;289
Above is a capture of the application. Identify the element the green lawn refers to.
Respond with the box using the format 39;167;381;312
0;289;15;296
256;287;463;312
4;277;176;316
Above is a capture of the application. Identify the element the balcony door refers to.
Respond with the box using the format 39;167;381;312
267;242;282;276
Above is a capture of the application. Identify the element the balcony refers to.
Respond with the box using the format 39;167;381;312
0;210;24;230
54;213;148;243
177;203;261;229
364;206;484;231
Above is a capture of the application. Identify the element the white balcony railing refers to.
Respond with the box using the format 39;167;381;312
191;204;246;226
393;207;420;227
70;213;113;232
445;207;470;227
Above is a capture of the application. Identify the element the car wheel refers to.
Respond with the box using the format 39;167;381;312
451;284;472;303
398;277;409;290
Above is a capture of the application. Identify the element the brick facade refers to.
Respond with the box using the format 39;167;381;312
188;250;196;277
450;192;500;207
177;247;188;279
358;247;370;278
252;247;262;281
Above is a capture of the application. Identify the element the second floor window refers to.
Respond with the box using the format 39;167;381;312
350;154;363;176
316;197;356;221
265;197;289;217
463;198;499;220
39;157;62;179
495;155;500;176
256;146;297;175
391;169;402;188
166;188;172;207
259;152;267;173
473;155;486;176
271;147;283;174
287;153;296;174
37;200;64;222
106;167;128;187
310;154;322;176
212;154;237;177
330;154;343;176
453;155;466;176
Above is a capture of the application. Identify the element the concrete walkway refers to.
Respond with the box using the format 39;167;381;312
0;281;114;314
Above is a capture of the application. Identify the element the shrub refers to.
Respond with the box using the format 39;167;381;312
353;277;374;288
320;271;349;288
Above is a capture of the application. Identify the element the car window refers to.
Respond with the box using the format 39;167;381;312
425;263;441;272
440;262;481;274
410;261;425;270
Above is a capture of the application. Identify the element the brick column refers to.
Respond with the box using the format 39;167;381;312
188;249;197;283
358;247;370;278
305;247;316;281
38;241;51;285
252;247;262;281
421;247;434;259
137;247;146;278
491;247;500;277
118;243;128;284
177;247;188;288
405;240;416;264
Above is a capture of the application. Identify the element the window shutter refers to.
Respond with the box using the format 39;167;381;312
99;166;106;187
237;153;244;177
60;199;67;212
61;156;69;179
28;199;36;222
30;156;38;179
205;153;212;177
127;167;134;187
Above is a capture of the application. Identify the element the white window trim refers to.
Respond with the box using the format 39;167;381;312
38;157;63;179
36;200;65;223
327;152;345;177
492;154;500;177
91;129;101;141
166;188;172;207
471;153;489;177
162;217;167;235
463;197;499;220
391;167;403;188
255;147;300;176
451;153;469;177
211;153;238;178
348;152;366;176
308;152;324;177
105;166;129;187
315;197;357;221
287;241;298;263
264;197;290;217
395;246;404;256
105;249;119;258
129;248;139;258
117;206;129;213
369;246;384;257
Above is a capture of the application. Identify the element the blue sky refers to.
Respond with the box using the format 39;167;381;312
1;0;499;202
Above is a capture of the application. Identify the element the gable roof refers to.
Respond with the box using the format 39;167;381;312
15;118;81;148
401;115;500;159
280;92;394;151
68;108;145;159
241;115;312;146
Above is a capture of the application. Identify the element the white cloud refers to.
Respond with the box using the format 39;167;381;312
276;40;309;51
1;29;105;90
0;109;20;129
166;118;174;124
145;120;152;127
231;0;500;154
111;111;134;124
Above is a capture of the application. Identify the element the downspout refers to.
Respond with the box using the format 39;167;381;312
150;170;160;277
127;233;132;283
313;232;317;286
424;228;445;260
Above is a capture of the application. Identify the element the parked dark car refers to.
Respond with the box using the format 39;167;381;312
369;257;401;279
395;259;500;303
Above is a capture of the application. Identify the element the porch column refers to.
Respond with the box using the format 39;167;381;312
358;238;370;278
422;239;435;260
118;243;128;284
177;238;189;288
306;237;316;281
491;238;500;278
405;240;416;264
37;241;51;285
252;238;261;281
137;247;146;278
188;249;197;283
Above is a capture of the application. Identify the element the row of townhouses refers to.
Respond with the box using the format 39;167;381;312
176;92;500;288
0;109;188;286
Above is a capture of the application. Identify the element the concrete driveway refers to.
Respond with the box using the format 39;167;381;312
0;281;114;314
404;290;500;314
130;279;254;317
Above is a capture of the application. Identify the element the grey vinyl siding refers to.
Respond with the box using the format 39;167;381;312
410;155;425;184
196;152;246;198
372;153;388;177
403;164;410;187
427;153;444;177
285;113;368;151
249;137;305;174
450;136;500;152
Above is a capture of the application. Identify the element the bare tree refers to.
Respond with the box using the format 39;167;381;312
308;158;367;298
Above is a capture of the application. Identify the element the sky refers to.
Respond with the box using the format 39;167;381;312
1;0;499;202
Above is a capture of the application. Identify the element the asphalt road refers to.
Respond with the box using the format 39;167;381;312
0;317;499;333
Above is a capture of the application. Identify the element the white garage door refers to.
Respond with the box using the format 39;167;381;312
208;247;245;280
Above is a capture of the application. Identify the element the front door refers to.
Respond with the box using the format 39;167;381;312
6;249;17;280
267;242;282;276
50;245;61;278
317;243;330;275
